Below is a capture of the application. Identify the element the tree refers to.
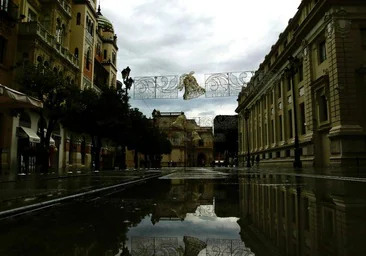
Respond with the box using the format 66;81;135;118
62;85;130;171
18;64;79;173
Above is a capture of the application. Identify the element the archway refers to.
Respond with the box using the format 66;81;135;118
196;153;206;167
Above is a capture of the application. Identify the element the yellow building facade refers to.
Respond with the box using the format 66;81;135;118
1;0;119;176
236;0;366;169
153;111;214;167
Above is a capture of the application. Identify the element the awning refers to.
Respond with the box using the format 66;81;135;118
0;84;43;109
17;127;41;143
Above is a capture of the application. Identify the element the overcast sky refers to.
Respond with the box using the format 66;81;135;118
101;0;301;123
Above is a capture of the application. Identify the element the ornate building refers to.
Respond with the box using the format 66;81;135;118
152;110;214;167
1;0;119;176
236;0;366;169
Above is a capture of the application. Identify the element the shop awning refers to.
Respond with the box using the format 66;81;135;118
0;84;43;109
17;127;41;143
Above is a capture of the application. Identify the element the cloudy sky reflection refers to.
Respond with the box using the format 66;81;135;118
127;214;241;241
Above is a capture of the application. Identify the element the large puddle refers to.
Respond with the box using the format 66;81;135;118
0;169;365;256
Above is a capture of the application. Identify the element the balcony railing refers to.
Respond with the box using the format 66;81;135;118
18;22;79;69
56;0;71;16
0;0;19;22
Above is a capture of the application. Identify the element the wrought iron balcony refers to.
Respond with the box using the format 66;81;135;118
0;0;19;22
18;22;79;69
39;0;71;17
56;0;71;16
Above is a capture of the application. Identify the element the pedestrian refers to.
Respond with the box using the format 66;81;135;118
255;155;260;166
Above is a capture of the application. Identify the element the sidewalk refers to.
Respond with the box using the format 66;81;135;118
0;169;168;217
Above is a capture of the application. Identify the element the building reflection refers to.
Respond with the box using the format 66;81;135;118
151;178;240;224
238;174;366;256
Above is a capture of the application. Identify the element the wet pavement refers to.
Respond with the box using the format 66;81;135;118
0;167;365;256
0;170;166;214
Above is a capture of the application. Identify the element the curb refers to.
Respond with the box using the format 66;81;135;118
0;173;162;219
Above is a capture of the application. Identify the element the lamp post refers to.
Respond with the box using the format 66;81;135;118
285;56;302;169
117;66;133;170
121;66;134;97
243;108;251;168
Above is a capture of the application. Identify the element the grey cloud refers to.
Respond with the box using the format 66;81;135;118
103;1;296;118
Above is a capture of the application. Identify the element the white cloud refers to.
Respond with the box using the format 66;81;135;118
101;0;301;118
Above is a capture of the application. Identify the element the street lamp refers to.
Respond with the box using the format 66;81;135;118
243;108;251;168
285;56;302;169
121;66;134;97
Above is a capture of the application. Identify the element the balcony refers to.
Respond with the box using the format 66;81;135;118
0;0;19;22
18;22;79;69
56;0;71;16
39;0;71;17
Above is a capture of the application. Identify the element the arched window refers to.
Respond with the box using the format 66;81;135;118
56;19;62;43
53;67;58;74
44;61;49;68
74;48;79;58
36;56;43;67
76;12;81;25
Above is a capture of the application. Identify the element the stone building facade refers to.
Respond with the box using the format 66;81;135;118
236;0;366;169
152;111;214;167
1;0;119;176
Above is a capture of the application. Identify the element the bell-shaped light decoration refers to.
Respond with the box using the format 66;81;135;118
171;113;187;130
191;131;201;141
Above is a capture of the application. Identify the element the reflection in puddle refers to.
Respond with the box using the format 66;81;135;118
1;170;365;255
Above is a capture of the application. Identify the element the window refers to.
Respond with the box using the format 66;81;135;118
278;82;282;98
1;0;9;11
288;109;293;138
56;19;63;44
279;115;283;141
96;43;101;56
36;56;42;67
86;48;91;70
74;48;79;58
0;36;7;64
271;119;275;143
300;103;306;134
287;76;292;91
112;51;116;65
76;12;81;25
298;63;303;82
103;49;107;59
319;94;328;122
28;8;37;22
319;41;327;63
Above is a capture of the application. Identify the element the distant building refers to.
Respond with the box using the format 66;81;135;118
213;115;238;166
152;110;214;167
236;0;366;168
